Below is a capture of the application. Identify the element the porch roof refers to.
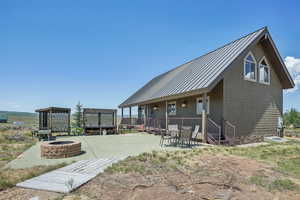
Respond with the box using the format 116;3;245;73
119;27;294;108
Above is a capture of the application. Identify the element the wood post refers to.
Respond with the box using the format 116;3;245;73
68;111;71;135
165;101;168;130
49;110;52;132
202;93;208;143
129;107;132;125
121;108;124;119
145;105;148;130
143;105;146;130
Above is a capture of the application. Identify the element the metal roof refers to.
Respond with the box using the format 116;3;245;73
35;107;71;112
119;27;291;107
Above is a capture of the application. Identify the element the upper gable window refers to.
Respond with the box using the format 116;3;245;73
244;52;257;82
259;57;270;84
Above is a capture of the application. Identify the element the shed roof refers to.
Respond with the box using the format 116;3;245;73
119;27;294;108
35;107;71;112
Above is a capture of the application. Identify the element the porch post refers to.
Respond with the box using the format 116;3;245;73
202;93;208;143
129;106;132;125
143;105;146;129
165;101;168;130
121;107;124;121
49;109;52;132
68;110;71;135
145;105;148;130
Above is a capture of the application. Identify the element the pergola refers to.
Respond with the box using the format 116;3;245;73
35;107;71;134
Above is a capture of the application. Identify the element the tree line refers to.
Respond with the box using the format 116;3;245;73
284;108;300;128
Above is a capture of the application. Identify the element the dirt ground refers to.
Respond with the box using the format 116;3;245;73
1;154;299;200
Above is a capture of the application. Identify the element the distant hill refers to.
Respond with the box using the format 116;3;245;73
0;111;37;125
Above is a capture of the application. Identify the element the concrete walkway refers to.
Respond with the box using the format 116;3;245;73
17;158;123;193
7;133;202;169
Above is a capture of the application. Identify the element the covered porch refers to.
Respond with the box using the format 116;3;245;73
119;81;236;145
120;92;220;144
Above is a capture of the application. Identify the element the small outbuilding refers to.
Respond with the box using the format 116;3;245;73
35;107;71;134
0;114;8;123
83;108;117;135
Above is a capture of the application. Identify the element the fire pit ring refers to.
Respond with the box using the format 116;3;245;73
41;140;81;159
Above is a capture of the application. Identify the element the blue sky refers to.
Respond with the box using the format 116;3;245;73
1;0;300;113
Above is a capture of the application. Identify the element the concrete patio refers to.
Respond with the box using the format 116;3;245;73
7;133;206;169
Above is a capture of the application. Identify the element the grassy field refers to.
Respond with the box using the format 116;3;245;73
0;137;299;199
0;127;66;191
67;140;300;200
0;111;37;128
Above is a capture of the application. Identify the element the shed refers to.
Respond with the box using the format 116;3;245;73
35;107;71;134
83;108;117;135
0;114;8;123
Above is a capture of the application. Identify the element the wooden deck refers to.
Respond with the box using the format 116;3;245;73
17;157;124;193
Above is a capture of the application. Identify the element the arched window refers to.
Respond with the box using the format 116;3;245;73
244;52;257;81
259;56;270;84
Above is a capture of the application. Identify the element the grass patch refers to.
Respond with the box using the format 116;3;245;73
0;162;67;191
269;178;299;191
249;175;298;191
0;129;37;168
249;175;269;187
277;157;300;177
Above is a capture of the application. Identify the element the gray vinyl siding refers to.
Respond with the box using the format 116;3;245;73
145;80;223;128
223;42;283;137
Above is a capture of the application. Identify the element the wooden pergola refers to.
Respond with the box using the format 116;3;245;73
35;107;71;134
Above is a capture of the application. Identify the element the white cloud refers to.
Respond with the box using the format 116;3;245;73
284;56;300;93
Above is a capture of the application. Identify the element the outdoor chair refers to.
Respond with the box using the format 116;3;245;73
165;124;179;144
160;129;173;146
180;126;192;146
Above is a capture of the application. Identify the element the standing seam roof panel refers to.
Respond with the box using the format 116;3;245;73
120;28;266;107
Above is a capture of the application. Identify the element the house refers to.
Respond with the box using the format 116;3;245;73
119;27;294;144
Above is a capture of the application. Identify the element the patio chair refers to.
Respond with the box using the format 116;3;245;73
180;126;192;146
160;124;179;146
160;129;173;146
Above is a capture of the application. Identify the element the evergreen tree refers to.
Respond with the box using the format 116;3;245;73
73;101;83;128
284;108;300;127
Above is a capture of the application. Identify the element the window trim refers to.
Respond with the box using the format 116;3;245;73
243;51;257;82
196;96;210;115
258;56;271;85
167;101;176;116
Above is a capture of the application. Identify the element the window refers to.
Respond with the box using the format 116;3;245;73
244;52;257;81
259;57;270;84
196;96;210;115
167;101;176;115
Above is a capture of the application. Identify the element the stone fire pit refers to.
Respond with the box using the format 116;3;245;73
41;141;81;159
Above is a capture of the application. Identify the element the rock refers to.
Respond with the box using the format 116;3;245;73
214;190;233;200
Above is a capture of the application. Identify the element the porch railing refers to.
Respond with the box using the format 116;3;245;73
224;120;236;145
207;118;221;145
120;116;224;145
